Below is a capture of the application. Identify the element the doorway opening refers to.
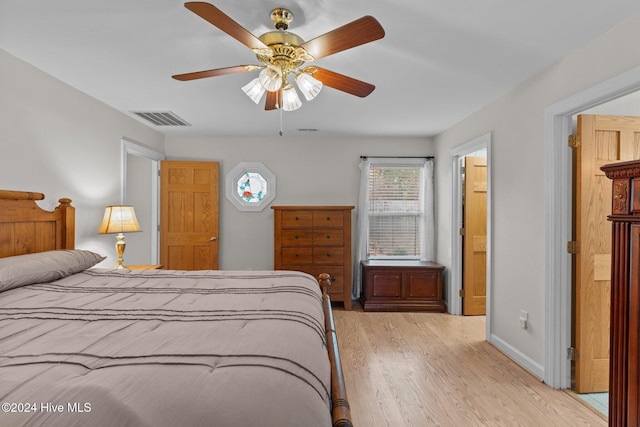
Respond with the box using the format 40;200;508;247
121;138;164;265
544;64;640;392
449;133;492;339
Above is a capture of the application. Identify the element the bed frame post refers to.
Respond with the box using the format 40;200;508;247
318;273;353;427
55;198;75;249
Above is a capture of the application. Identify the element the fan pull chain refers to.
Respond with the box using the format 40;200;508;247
279;93;284;136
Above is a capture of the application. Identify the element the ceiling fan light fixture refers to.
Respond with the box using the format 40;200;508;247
258;65;283;91
242;77;266;104
282;86;302;111
296;72;322;101
174;3;385;114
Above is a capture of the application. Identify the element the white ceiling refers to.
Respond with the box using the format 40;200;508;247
2;0;640;138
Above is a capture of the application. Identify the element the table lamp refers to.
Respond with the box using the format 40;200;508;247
99;205;140;269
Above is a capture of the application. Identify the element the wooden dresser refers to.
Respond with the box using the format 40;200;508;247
273;206;353;310
602;160;640;426
360;260;445;312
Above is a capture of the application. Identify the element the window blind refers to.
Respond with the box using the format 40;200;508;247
367;165;424;258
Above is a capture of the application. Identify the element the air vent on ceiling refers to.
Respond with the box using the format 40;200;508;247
132;111;190;126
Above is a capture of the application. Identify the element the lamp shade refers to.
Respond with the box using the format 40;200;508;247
296;72;322;101
99;205;140;234
242;77;266;104
258;65;283;92
282;86;302;111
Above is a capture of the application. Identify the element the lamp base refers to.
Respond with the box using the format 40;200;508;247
115;233;127;269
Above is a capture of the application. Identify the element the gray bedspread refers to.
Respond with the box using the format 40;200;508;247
0;269;331;427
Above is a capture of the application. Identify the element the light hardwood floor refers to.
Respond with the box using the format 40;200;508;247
333;303;606;426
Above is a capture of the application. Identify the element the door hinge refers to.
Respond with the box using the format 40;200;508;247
568;134;580;148
567;347;577;361
459;227;465;236
459;289;465;298
567;241;580;254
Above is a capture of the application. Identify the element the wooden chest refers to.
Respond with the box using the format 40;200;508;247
360;260;445;312
273;206;353;310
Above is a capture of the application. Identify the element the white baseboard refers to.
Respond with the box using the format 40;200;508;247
490;334;545;381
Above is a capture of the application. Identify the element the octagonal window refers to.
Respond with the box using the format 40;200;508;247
237;171;268;202
226;162;276;211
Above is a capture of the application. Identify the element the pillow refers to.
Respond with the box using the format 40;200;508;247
0;249;106;292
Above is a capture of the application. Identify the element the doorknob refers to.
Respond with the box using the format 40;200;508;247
210;236;217;241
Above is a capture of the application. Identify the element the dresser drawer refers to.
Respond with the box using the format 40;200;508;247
281;210;313;228
313;229;344;246
313;211;344;227
313;247;344;264
306;266;345;295
281;247;313;264
281;230;313;246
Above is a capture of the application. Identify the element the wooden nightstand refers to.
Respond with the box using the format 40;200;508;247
126;265;163;270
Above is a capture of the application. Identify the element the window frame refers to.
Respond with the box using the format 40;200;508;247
366;158;427;260
225;162;276;212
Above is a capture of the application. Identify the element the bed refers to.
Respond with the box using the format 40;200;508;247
0;190;352;427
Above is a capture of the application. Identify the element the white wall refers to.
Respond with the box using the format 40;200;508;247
125;153;153;265
434;12;640;373
0;49;165;266
165;136;433;270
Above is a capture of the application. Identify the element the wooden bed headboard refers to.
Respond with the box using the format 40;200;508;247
0;190;75;258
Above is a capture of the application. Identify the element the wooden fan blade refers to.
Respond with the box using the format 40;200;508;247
172;65;258;81
299;16;385;60
265;90;281;110
184;2;268;52
311;67;375;97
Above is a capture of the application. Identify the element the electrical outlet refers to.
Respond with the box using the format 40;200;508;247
519;309;528;329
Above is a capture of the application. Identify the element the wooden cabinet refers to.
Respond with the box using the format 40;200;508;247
360;260;445;312
273;206;353;310
602;160;640;426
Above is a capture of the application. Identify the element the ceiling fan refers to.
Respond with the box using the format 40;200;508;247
172;2;385;111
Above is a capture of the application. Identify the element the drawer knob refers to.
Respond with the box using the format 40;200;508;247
326;217;330;221
326;253;331;257
295;235;299;239
332;276;336;282
295;216;299;221
326;235;331;239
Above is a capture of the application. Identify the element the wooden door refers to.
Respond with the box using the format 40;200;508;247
462;156;487;315
160;160;219;270
574;114;640;393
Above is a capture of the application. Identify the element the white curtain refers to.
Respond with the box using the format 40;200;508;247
352;159;370;299
420;159;435;261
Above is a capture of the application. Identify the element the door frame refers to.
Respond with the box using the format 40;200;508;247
449;133;492;338
121;138;165;263
544;65;640;389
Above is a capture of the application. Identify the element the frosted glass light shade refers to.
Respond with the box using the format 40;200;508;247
296;72;322;101
242;77;266;104
258;65;283;91
282;86;302;111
